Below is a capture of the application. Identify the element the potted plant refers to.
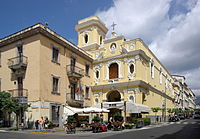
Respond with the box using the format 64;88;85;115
92;115;101;133
113;112;123;131
124;123;135;129
65;116;76;134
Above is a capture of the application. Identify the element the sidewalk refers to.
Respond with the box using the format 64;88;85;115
0;122;169;135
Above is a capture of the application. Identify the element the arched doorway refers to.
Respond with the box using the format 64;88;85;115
107;90;121;102
106;90;122;121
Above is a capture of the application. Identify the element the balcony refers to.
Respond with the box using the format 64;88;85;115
8;56;28;70
66;65;84;79
8;89;28;104
66;93;84;107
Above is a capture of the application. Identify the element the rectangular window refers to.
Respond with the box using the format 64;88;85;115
150;63;154;78
52;47;59;63
70;83;76;99
17;45;23;55
52;77;59;94
70;57;76;72
85;86;89;99
160;72;162;84
85;64;90;76
166;78;168;88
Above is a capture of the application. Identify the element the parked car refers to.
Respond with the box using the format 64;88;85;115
178;113;185;120
169;115;180;122
193;111;200;119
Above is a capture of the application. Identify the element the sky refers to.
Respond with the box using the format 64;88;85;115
0;0;200;96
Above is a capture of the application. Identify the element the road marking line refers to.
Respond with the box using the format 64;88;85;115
0;130;7;132
191;122;196;124
183;122;188;124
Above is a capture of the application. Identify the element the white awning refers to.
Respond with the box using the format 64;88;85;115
102;101;150;113
126;102;150;113
83;107;110;113
63;106;84;124
63;106;84;116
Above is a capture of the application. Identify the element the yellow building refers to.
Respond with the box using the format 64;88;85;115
0;16;184;127
0;24;93;127
76;16;175;122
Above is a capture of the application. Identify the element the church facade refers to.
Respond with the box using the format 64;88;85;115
76;16;175;121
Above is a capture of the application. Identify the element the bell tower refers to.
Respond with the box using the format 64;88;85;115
75;16;108;58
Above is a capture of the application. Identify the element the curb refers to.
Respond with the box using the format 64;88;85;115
31;129;64;133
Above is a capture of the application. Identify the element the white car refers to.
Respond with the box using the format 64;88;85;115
193;111;200;119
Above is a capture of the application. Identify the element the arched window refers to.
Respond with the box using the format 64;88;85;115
130;64;134;74
109;63;118;79
84;34;88;44
96;70;99;79
110;43;116;52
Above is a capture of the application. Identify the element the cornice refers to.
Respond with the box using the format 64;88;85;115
104;35;125;44
92;80;174;101
75;19;108;34
93;49;150;64
0;23;93;62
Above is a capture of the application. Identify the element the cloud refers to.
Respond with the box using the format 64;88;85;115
95;0;200;96
96;0;171;43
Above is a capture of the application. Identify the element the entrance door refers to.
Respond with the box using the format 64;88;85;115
108;108;121;121
70;83;77;100
17;77;23;96
51;105;60;125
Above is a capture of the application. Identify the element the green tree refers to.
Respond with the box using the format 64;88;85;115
0;91;21;128
151;107;161;122
172;108;181;114
167;108;173;116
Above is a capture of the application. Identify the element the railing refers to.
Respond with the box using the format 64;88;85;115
8;89;28;104
8;55;28;68
8;89;28;98
66;65;84;77
66;92;84;107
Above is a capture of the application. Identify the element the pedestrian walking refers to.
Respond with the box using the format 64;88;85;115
44;117;49;129
38;117;45;131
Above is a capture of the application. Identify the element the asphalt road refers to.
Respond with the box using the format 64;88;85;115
0;119;200;139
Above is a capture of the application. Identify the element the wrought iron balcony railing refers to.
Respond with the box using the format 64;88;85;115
8;55;28;70
66;92;84;107
8;89;28;104
66;65;84;78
